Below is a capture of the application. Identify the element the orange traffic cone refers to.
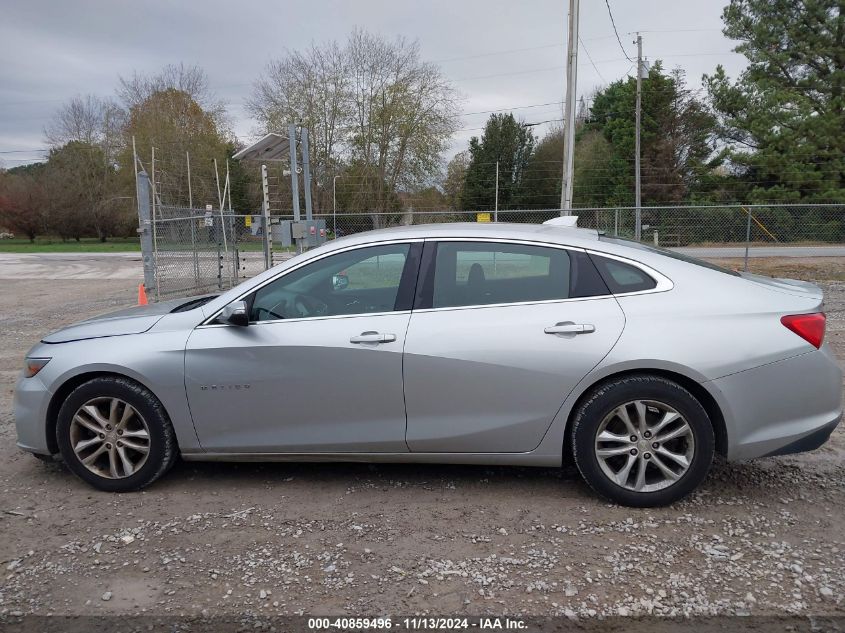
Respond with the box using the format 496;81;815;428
137;283;148;306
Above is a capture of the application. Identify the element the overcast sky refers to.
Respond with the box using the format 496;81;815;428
0;0;748;169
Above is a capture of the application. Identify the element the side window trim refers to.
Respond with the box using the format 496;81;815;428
394;241;424;312
413;241;437;310
410;238;672;313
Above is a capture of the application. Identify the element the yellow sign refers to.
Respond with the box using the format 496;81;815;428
245;215;252;227
476;212;491;223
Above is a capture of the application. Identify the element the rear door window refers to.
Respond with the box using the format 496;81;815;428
428;242;609;308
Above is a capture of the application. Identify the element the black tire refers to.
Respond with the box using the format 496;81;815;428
56;377;177;492
571;374;714;507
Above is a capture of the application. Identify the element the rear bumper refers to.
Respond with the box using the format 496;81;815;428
711;344;843;461
762;416;840;457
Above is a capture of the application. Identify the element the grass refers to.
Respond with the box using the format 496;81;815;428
0;237;141;253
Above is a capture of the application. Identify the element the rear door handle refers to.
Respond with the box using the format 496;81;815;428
544;322;595;335
350;331;397;344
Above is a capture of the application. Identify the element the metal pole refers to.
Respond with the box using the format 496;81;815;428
131;136;140;210
634;33;643;241
187;151;198;286
301;127;313;221
288;124;301;222
560;0;579;215
333;175;339;238
213;158;230;288
744;206;752;272
136;170;157;299
150;147;160;300
494;161;499;222
226;160;236;283
261;164;272;268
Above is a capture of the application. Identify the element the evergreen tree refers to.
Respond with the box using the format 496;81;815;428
704;0;845;203
462;114;534;210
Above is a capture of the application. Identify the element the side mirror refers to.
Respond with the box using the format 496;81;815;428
220;300;249;326
332;273;349;291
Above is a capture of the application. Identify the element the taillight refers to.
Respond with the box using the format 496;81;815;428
781;312;826;349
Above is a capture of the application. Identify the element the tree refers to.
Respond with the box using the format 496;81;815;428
248;29;460;222
0;170;48;242
44;94;124;160
248;41;350;213
42;142;131;242
120;79;230;209
582;63;718;206
346;29;459;223
704;0;845;203
443;151;469;210
43;95;132;240
518;127;563;210
333;161;402;231
462;113;534;211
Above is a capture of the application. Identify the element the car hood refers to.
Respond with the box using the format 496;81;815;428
739;272;824;302
41;297;196;344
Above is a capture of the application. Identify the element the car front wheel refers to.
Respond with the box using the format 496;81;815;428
56;377;177;492
571;374;715;507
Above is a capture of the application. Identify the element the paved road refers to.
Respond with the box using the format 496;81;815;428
0;252;143;280
674;245;845;258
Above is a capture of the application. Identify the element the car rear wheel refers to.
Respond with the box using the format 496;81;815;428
571;375;714;507
56;377;177;492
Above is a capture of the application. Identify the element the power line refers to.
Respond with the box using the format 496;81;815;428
604;0;635;63
579;37;608;84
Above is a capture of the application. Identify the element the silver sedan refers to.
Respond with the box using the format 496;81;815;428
14;223;842;506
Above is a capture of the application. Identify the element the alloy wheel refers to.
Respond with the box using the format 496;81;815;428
594;399;695;492
69;397;151;479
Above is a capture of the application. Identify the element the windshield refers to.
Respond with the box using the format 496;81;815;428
598;236;740;277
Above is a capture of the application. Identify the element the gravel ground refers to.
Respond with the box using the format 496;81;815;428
1;258;844;629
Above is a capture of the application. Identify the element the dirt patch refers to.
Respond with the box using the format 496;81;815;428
0;259;843;623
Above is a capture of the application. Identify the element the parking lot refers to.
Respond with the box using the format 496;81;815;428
1;253;844;625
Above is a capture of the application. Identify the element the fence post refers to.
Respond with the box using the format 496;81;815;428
743;206;752;272
187;151;199;286
136;171;157;300
261;164;272;269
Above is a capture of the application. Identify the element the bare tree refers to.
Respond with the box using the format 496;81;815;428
44;94;125;160
248;42;349;176
248;29;461;221
346;29;460;222
118;63;228;130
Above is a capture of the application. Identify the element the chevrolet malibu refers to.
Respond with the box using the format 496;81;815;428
14;223;842;506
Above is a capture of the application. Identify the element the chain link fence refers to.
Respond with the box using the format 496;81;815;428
150;207;282;299
145;203;845;298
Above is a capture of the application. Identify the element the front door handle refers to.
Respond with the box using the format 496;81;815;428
350;331;397;344
544;322;596;335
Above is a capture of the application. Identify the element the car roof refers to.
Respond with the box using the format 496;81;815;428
328;222;601;250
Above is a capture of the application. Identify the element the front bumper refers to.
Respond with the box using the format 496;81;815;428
712;344;843;461
14;372;53;456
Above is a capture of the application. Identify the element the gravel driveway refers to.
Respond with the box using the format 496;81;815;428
1;257;843;630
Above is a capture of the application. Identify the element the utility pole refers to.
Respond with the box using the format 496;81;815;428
494;161;499;222
634;33;643;241
560;0;579;215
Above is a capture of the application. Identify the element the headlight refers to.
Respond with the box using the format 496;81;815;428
23;358;51;378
